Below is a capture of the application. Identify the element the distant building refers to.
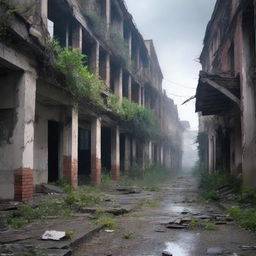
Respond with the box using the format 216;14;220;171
181;121;198;172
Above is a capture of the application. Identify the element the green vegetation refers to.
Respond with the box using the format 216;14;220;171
123;232;134;239
6;185;106;229
94;214;117;229
139;199;160;208
196;166;241;201
188;218;217;231
227;206;256;231
55;46;105;107
107;95;159;140
6;200;73;229
45;40;160;142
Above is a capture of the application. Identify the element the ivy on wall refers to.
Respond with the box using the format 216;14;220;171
45;40;160;141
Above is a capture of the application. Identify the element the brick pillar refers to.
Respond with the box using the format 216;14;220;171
111;126;120;181
90;41;100;75
124;135;131;172
62;106;78;186
72;23;82;51
14;71;36;201
91;117;101;184
128;75;132;101
114;67;123;98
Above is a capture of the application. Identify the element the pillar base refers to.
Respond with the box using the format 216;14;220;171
111;165;120;181
91;155;101;184
63;156;78;187
14;168;33;201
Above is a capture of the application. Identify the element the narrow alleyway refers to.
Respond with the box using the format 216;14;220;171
73;177;256;256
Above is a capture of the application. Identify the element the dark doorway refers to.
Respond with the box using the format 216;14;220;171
101;127;111;171
48;121;59;182
78;128;91;178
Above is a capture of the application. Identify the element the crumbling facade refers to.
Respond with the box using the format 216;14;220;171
196;0;256;187
0;0;183;201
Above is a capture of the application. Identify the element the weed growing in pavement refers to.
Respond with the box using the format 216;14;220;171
123;232;134;239
188;218;217;231
94;214;117;229
6;185;106;229
139;199;160;208
227;206;256;231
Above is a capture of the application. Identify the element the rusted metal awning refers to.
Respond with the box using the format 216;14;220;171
196;71;241;116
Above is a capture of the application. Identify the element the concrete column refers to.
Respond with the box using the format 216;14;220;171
91;118;101;184
160;145;164;165
90;41;100;76
65;24;70;47
41;0;48;28
132;139;137;165
14;71;37;201
114;67;123;98
148;141;152;166
62;106;78;186
128;31;132;60
106;0;111;30
111;126;120;181
138;85;142;105
124;135;131;172
72;24;82;51
136;48;140;70
141;87;145;107
105;54;111;87
128;75;132;101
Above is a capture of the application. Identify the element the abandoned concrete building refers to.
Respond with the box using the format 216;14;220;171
196;0;256;187
0;0;183;201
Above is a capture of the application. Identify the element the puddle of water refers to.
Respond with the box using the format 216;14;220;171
166;205;193;214
163;233;197;256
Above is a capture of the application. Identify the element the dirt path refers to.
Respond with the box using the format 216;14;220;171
73;177;256;256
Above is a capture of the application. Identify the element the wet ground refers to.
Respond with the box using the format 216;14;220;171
73;177;256;256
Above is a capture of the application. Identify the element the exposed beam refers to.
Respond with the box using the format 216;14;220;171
201;78;241;109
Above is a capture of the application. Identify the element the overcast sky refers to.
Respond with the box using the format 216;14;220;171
125;0;216;130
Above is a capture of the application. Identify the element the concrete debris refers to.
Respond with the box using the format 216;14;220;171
240;245;256;250
207;247;224;255
105;230;115;233
162;251;173;256
42;230;66;241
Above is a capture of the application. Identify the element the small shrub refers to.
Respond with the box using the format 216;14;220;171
55;46;105;106
123;232;134;239
95;214;117;229
227;206;256;231
188;218;217;231
65;230;74;240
